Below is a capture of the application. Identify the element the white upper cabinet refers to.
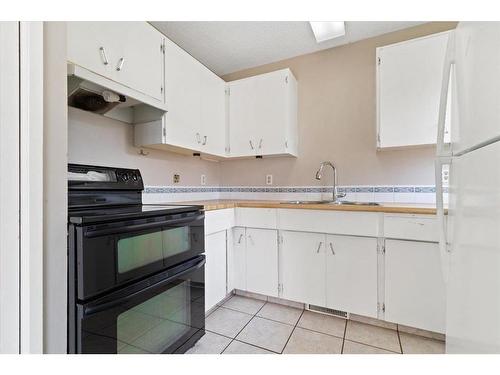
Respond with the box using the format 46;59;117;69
376;31;451;149
199;64;227;156
228;69;298;157
67;22;165;102
135;37;227;157
163;37;201;152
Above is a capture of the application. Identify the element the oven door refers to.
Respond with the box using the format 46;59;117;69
75;256;205;354
76;211;204;300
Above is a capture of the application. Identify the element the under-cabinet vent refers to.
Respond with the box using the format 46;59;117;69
308;305;348;319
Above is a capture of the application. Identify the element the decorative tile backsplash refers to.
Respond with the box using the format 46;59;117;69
142;185;447;205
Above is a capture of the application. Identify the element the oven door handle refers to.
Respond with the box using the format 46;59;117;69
83;256;206;316
84;214;205;238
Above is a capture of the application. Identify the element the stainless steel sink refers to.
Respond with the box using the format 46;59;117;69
282;200;380;206
329;201;380;206
281;200;327;204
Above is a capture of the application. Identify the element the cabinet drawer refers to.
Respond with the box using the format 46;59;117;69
205;209;235;235
235;208;277;229
278;209;379;237
383;214;438;242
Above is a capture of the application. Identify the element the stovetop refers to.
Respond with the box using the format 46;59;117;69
68;204;203;225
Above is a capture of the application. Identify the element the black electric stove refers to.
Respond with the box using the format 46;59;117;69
67;164;206;354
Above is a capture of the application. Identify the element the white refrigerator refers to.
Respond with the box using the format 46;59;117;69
435;22;500;353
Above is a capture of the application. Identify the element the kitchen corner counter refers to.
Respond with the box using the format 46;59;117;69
168;199;440;215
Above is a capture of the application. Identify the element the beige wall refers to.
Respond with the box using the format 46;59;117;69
68;107;221;187
220;22;457;187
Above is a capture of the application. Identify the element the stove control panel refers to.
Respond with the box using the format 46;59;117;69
68;164;144;191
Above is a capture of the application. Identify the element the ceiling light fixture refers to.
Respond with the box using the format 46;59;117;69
309;21;346;43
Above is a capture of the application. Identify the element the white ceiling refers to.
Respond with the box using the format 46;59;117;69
150;21;425;76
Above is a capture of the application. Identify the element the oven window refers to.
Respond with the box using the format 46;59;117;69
117;226;191;274
162;226;190;258
116;281;192;354
118;231;163;273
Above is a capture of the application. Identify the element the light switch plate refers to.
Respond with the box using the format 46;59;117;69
173;174;180;184
266;175;273;185
201;174;207;185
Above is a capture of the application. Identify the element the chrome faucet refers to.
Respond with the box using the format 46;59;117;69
315;161;346;202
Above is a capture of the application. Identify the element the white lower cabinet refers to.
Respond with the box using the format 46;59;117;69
227;227;279;297
384;239;446;333
228;227;247;292
280;231;326;306
205;230;227;312
325;235;378;318
246;228;279;297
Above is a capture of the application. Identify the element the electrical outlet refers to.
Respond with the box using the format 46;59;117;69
266;174;273;185
173;174;180;184
201;174;207;186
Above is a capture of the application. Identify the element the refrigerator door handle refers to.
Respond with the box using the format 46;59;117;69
436;31;455;158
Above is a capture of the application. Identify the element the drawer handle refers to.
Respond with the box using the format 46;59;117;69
196;133;201;144
237;234;244;244
202;135;207;146
258;138;263;149
116;57;125;71
316;241;323;253
99;46;109;65
249;140;254;150
329;242;335;255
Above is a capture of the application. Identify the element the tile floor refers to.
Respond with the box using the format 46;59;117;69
187;295;445;354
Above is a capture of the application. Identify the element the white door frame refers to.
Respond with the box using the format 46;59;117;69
0;21;21;354
19;21;44;354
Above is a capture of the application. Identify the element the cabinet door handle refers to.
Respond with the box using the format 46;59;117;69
249;140;254;150
329;242;335;255
237;234;244;244
116;57;125;71
99;47;109;65
202;135;207;145
316;241;323;253
196;133;201;144
258;138;263;149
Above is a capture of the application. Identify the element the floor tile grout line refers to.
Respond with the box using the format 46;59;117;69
397;324;404;354
342;338;401;354
341;319;348;354
221;300;268;354
280;308;305;354
215;305;259;317
232;338;281;354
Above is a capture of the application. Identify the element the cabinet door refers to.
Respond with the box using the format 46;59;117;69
117;22;164;101
377;32;450;148
325;235;378;318
280;231;326;306
228;78;257;157
67;22;120;81
200;65;226;156
205;231;227;312
385;240;446;333
228;227;247;292
253;70;287;155
164;37;201;151
246;228;278;297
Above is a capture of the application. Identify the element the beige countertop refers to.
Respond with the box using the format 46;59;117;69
169;199;440;215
